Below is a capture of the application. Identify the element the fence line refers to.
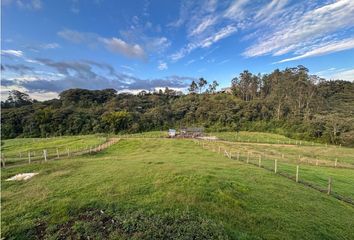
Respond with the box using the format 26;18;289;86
194;139;354;206
1;138;120;168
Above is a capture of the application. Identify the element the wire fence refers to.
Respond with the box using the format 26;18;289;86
195;139;354;206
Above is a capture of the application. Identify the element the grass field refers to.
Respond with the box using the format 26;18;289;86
211;131;323;146
2;134;354;239
1;135;107;165
201;140;354;201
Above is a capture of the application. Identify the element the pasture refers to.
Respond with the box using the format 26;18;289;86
1;132;354;239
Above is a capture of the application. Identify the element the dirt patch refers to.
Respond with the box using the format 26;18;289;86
34;208;228;239
6;173;38;181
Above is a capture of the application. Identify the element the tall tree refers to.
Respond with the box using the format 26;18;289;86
188;80;198;94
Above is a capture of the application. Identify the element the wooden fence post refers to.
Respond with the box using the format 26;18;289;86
327;177;332;195
43;150;47;162
67;148;70;157
296;165;299;183
1;153;5;168
258;155;262;167
274;159;277;173
56;148;60;159
28;152;31;164
335;158;337;168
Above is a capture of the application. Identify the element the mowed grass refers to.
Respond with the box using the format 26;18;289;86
1;135;107;164
2;138;354;239
212;131;322;146
202;140;354;200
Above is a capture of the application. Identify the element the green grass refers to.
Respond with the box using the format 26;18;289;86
212;131;323;146
118;131;168;138
201;140;354;201
2;138;354;239
1;135;107;164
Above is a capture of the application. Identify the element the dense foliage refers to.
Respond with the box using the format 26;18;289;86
2;66;354;146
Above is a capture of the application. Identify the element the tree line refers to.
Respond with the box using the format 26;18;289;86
1;65;354;146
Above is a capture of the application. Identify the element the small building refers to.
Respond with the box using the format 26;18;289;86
180;127;204;138
168;129;176;137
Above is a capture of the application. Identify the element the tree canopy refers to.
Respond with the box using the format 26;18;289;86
2;66;354;146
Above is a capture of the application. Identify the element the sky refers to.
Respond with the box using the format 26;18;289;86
1;0;354;100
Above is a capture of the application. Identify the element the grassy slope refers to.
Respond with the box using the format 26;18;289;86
204;140;354;200
1;135;107;162
2;138;354;239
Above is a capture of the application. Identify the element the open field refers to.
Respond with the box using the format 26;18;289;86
200;140;354;201
1;134;354;239
1;135;107;165
212;131;324;146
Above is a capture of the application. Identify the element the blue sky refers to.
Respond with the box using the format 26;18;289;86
1;0;354;100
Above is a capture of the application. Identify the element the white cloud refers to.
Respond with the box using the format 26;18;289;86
100;37;146;60
6;0;42;10
158;61;168;70
1;49;23;57
317;68;354;81
58;29;91;43
40;43;60;49
189;16;217;37
145;37;171;53
244;0;354;58
200;25;237;48
224;0;250;19
277;37;354;63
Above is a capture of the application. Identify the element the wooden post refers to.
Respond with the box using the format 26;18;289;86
258;155;262;167
56;148;60;159
67;148;70;157
296;165;299;183
335;158;337;168
274;159;277;173
28;152;31;164
229;150;232;159
43;149;47;162
1;153;5;168
327;177;332;195
218;146;221;154
237;152;240;161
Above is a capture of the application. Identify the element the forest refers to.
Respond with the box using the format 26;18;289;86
1;66;354;146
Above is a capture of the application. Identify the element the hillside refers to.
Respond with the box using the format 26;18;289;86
2;135;354;239
1;67;354;146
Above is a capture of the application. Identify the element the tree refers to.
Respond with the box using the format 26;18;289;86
188;80;198;94
198;78;208;94
102;111;131;133
5;90;33;107
207;80;219;94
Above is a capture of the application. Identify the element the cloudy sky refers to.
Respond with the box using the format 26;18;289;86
1;0;354;100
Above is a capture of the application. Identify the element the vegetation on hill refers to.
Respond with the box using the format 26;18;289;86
1;66;354;146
